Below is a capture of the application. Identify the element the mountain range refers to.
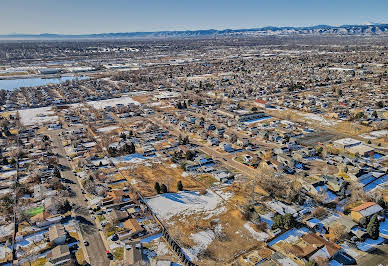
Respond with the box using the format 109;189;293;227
1;24;388;39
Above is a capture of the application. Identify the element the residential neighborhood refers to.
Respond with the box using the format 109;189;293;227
0;26;387;266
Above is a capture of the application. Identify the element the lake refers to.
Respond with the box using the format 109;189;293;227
0;76;86;91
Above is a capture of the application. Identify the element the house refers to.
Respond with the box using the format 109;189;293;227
235;111;266;122
303;233;341;262
219;142;233;152
212;170;234;183
103;190;130;206
324;215;357;235
108;209;129;224
49;223;67;245
277;154;296;168
48;245;71;265
237;138;250;147
324;176;346;193
333;138;361;149
123;218;144;236
124;240;144;265
31;212;62;227
207;137;219;146
350;202;383;223
347;144;375;157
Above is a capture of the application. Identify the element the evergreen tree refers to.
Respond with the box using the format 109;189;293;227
154;182;161;194
283;213;295;229
53;166;61;179
185;150;195;160
120;133;127;141
367;214;380;240
177;181;183;191
161;184;168;193
272;215;283;229
130;142;135;154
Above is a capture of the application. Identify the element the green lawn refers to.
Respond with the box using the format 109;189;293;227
24;206;44;216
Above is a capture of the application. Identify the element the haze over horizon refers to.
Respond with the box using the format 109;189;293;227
1;0;388;35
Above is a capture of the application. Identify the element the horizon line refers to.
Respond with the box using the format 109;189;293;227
2;22;387;36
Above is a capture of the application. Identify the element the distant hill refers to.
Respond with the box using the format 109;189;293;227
1;24;388;39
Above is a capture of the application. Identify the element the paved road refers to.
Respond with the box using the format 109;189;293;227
48;129;109;266
148;116;261;179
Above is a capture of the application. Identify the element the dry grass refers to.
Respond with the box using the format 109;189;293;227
123;163;203;196
131;95;151;103
197;174;218;187
75;248;86;265
69;231;80;241
168;206;261;265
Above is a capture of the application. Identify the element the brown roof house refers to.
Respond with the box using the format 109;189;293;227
118;218;144;240
48;244;71;265
351;202;383;223
49;223;67;245
124;240;146;265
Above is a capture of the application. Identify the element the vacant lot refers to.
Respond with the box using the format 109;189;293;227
121;161;203;196
296;130;338;146
147;189;268;265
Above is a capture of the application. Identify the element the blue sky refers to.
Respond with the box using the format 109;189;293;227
1;0;387;34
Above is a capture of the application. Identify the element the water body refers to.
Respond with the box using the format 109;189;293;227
0;76;86;91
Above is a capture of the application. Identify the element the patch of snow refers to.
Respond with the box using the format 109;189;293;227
301;113;337;126
97;125;119;132
112;153;145;164
244;222;269;241
360;130;388;139
87;96;139;109
19;107;58;126
155;241;169;256
181;172;189;177
183;230;215;262
146;191;227;223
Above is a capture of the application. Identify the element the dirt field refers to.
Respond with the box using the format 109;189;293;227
151;189;265;266
121;162;204;196
296;130;338;146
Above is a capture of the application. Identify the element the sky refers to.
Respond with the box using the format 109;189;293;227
1;0;388;34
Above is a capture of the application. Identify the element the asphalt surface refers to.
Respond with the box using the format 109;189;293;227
48;129;109;266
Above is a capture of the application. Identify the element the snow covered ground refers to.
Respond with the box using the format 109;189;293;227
96;125;119;133
19;106;58;126
146;191;227;223
301;113;337;126
360;130;388;139
183;230;215;262
87;96;139;109
243;222;269;241
112;153;145;164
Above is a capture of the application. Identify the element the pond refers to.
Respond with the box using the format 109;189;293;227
0;76;87;90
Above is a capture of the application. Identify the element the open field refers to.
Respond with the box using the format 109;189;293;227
121;161;204;197
147;189;268;265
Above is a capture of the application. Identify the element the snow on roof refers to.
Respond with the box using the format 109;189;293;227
359;204;383;217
